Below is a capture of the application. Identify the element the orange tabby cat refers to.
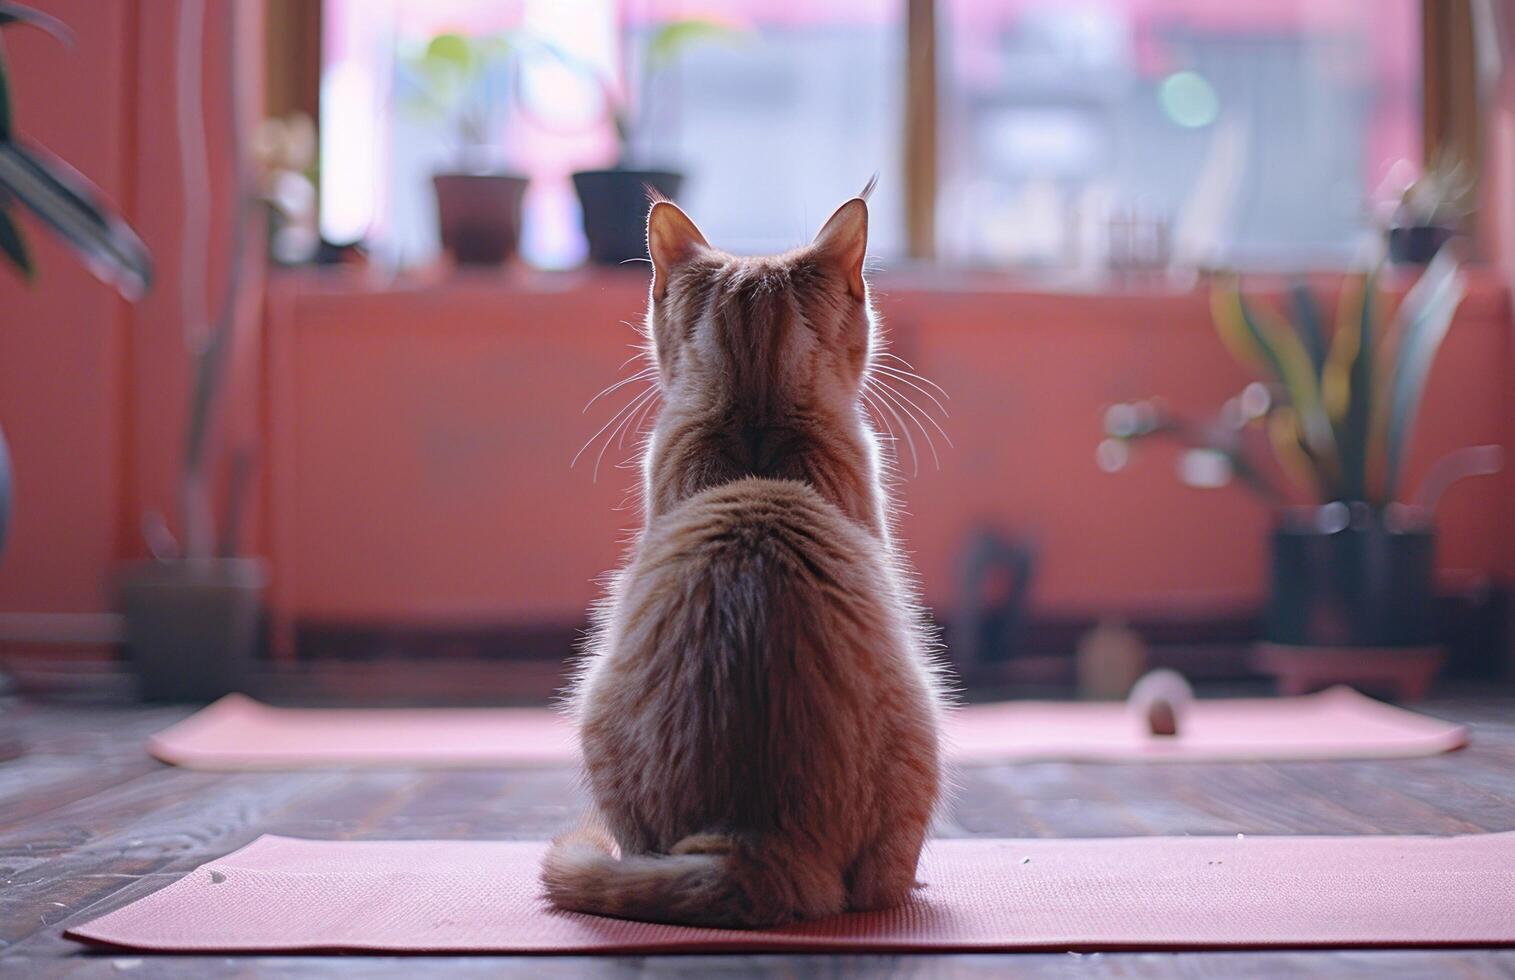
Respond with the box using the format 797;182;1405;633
541;188;947;928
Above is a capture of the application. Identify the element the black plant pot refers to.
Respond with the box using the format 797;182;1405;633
0;423;11;560
572;168;684;265
1266;510;1436;648
119;558;268;702
1387;224;1456;265
432;173;529;266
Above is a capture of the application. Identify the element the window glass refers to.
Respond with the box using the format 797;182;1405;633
321;1;904;268
937;0;1422;268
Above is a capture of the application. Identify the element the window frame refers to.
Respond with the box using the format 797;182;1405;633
277;1;1481;268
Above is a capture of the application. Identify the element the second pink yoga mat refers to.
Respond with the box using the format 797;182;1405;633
148;687;1467;769
68;832;1515;953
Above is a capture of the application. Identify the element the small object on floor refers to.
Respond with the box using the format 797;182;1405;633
1126;668;1195;737
1075;619;1148;701
149;687;1469;770
66;832;1515;954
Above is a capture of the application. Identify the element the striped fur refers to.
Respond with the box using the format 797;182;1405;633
543;193;947;929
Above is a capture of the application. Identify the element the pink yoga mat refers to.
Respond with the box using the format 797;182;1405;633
148;688;1467;770
67;832;1515;953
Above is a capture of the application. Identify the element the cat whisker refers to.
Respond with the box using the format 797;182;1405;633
594;386;660;481
868;379;942;470
871;365;950;417
874;350;920;371
617;348;653;371
872;377;953;450
859;389;897;446
619;388;660;451
573;383;656;477
583;368;658;414
864;381;920;476
871;362;950;401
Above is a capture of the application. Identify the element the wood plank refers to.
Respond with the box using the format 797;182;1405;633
1;698;1512;975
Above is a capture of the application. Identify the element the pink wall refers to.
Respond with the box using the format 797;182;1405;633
265;269;1513;638
0;1;133;614
0;1;263;625
0;4;1511;656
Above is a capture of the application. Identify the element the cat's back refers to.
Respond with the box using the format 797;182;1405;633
581;475;933;851
645;476;884;586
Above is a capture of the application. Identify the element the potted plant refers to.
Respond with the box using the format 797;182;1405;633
0;3;153;558
1386;151;1472;265
403;32;528;266
1098;249;1500;697
113;9;269;701
568;19;738;265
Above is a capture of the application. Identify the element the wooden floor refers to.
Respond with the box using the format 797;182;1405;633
2;697;1514;978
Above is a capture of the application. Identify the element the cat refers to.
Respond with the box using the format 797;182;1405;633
541;186;948;929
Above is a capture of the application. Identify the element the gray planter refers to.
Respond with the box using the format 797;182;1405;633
572;168;684;265
1266;510;1435;648
118;557;268;702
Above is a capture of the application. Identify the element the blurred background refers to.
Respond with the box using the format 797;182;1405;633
0;0;1512;704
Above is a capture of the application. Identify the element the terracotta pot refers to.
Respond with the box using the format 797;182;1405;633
432;173;529;266
119;558;268;702
572;168;683;265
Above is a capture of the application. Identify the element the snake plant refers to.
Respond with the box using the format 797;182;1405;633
1101;247;1498;512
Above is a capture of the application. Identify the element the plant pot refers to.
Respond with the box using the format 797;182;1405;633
118;557;268;702
432;173;529;266
1265;509;1435;648
1387;224;1456;265
572;168;684;265
0;423;11;560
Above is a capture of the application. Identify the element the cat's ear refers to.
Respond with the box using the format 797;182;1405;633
648;201;710;302
811;198;869;300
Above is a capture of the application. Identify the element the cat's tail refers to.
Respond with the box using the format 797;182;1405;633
540;825;809;929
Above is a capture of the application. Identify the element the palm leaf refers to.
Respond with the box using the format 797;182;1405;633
0;41;11;141
1339;274;1375;501
1288;280;1328;376
1322;273;1365;422
0;1;72;43
1236;292;1336;468
0;139;150;298
0;202;29;278
1382;248;1467;500
1209;277;1269;372
1267;405;1320;494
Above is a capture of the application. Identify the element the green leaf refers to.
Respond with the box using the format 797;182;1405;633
1340;277;1374;501
0;2;74;45
1234;291;1339;498
0;41;11;142
645;19;741;71
1288;280;1327;377
424;33;476;75
1383;247;1466;500
0;203;30;279
0;139;151;299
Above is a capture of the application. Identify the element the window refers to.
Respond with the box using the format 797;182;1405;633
317;0;1424;271
937;0;1422;267
320;0;904;268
